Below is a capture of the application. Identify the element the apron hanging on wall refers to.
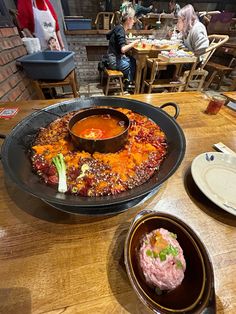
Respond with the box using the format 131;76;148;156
32;0;61;51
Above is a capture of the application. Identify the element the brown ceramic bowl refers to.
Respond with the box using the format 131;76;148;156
124;211;215;313
68;107;130;154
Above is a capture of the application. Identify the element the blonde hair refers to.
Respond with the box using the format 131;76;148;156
121;5;135;23
178;4;198;37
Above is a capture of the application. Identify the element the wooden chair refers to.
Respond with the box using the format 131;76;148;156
104;69;124;96
33;69;80;99
182;34;229;91
114;11;121;25
204;56;235;90
94;12;115;30
141;57;197;93
178;68;209;91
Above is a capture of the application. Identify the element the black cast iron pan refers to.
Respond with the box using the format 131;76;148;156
1;97;186;215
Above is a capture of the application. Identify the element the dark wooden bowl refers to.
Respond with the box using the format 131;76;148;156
124;211;215;313
68;107;130;154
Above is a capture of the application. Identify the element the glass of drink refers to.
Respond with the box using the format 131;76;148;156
205;95;227;115
141;38;146;48
156;21;161;29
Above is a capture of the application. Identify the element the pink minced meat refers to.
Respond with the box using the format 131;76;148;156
139;228;186;291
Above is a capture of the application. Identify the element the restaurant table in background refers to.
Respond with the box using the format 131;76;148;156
212;37;236;74
222;38;236;55
131;45;161;93
141;13;177;30
222;91;236;104
131;45;197;93
0;92;236;314
131;45;174;93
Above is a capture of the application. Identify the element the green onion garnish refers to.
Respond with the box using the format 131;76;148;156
176;259;183;269
146;249;153;257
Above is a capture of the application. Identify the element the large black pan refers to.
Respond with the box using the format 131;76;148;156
1;97;185;215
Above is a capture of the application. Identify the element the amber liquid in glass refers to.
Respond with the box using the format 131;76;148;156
205;97;225;115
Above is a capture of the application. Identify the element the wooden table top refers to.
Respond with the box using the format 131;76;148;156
132;43;177;54
0;92;236;314
222;91;236;102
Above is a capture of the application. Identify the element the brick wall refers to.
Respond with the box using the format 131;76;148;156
0;27;35;102
66;34;108;83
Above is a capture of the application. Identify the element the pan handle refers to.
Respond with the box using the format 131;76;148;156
160;102;179;119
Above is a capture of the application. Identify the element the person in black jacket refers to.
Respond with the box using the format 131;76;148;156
133;0;153;19
106;6;139;88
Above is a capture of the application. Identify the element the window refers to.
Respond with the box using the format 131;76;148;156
0;0;14;28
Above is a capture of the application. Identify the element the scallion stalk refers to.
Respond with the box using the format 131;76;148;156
52;153;67;193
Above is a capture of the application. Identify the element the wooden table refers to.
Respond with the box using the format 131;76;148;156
131;46;197;93
223;91;236;102
0;92;236;314
222;38;236;57
131;45;162;93
142;56;197;93
141;14;177;29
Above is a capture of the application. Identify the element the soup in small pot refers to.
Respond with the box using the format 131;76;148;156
71;114;126;140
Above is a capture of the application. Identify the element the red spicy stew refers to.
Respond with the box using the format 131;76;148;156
71;114;126;139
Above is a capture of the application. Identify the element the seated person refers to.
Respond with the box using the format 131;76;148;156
197;12;211;27
133;0;153;19
176;4;209;57
106;7;139;89
162;4;209;83
168;0;181;17
193;7;220;27
132;0;153;29
120;1;133;14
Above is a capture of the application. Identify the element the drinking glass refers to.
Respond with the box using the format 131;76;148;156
205;95;227;115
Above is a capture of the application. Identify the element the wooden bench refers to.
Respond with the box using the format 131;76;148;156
33;69;80;99
104;69;124;96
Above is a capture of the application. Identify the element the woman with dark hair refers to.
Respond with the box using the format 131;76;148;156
106;6;139;88
177;4;209;56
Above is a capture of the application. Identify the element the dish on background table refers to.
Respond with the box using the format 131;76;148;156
191;152;236;216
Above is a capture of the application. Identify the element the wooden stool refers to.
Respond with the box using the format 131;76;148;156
104;69;124;96
33;69;80;99
205;61;232;90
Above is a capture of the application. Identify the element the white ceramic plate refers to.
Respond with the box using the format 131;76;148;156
191;152;236;216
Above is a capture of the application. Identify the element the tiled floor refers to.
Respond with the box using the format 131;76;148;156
78;81;232;99
79;82;132;97
79;82;105;97
53;82;126;99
